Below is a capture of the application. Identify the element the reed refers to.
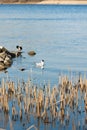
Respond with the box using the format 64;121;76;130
0;73;87;129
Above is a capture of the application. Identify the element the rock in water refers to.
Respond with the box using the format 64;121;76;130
0;46;22;70
28;51;36;56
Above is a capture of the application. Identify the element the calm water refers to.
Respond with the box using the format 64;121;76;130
0;4;87;130
0;4;87;85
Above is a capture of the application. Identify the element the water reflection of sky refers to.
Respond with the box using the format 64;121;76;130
0;5;87;85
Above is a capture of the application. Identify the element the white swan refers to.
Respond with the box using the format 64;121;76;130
36;60;44;69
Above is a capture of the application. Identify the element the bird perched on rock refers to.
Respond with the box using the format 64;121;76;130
16;45;22;52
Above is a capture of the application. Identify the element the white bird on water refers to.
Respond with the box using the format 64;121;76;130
36;60;45;69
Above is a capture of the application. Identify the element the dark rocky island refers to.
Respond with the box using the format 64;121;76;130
0;46;22;70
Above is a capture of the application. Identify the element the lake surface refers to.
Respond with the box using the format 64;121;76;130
0;4;87;130
0;4;87;86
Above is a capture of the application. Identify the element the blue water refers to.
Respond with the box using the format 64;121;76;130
0;4;87;130
0;4;87;85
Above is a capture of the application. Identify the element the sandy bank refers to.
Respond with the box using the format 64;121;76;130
0;0;87;5
38;0;87;5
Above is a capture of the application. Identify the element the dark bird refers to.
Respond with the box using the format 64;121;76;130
16;45;22;51
19;68;26;71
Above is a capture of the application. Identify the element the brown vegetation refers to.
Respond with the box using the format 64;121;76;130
0;0;87;4
0;0;43;3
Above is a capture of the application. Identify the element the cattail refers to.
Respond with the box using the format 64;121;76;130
66;110;69;122
2;78;5;96
47;81;51;97
6;103;9;113
33;86;36;100
12;105;15;120
20;108;22;121
9;116;14;130
72;119;76;130
61;108;64;118
58;110;61;120
41;109;46;119
36;102;40;117
85;102;87;113
11;82;14;94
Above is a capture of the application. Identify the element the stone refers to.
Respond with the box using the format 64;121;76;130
28;51;36;56
0;46;22;71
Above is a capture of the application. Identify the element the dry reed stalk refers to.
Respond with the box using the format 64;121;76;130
2;78;5;96
33;86;36;100
9;116;14;130
36;101;40;117
47;81;51;97
1;73;87;129
72;119;76;130
19;108;22;120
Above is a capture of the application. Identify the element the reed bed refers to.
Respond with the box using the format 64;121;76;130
0;74;87;130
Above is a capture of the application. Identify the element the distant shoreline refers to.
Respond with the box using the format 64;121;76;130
0;1;87;5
